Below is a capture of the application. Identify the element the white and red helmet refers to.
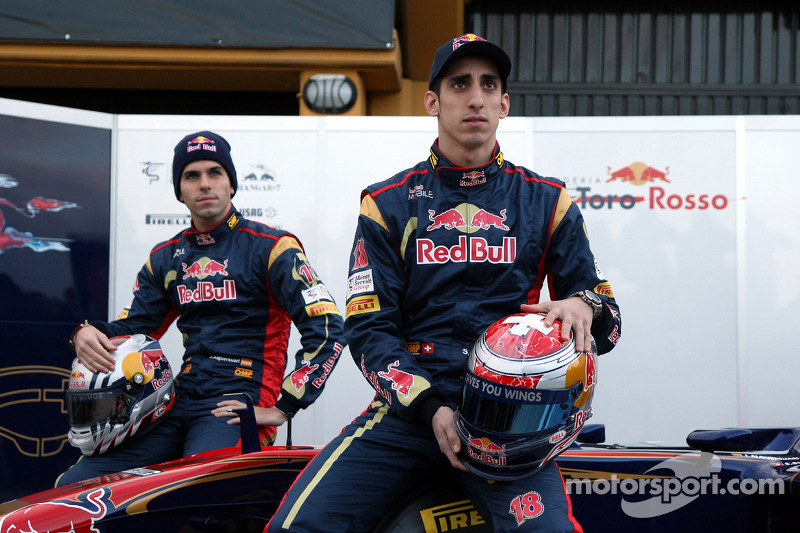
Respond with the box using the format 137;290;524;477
67;334;175;456
456;313;597;480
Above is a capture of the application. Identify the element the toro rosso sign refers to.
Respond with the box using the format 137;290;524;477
419;203;516;265
571;161;730;211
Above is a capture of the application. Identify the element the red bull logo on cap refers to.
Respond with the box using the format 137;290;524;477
452;33;487;50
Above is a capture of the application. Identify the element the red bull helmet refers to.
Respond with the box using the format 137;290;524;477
67;334;175;456
456;313;597;480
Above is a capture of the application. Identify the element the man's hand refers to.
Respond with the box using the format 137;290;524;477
212;400;289;427
72;326;117;373
431;405;467;471
522;296;594;353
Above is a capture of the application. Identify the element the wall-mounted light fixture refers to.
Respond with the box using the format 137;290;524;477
301;74;358;114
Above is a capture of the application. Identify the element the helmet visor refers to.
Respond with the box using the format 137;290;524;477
67;388;132;426
461;374;577;435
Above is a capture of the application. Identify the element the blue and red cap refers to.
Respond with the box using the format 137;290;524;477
172;131;237;201
428;34;512;92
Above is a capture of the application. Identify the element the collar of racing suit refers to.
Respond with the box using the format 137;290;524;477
184;205;242;247
428;140;506;188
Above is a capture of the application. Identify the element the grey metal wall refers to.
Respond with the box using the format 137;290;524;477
468;1;800;116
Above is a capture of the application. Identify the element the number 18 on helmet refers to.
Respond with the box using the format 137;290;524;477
456;313;597;480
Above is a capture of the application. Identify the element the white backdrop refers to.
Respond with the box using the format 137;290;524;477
111;114;800;447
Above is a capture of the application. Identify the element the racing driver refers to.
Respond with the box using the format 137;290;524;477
267;34;621;532
57;131;345;486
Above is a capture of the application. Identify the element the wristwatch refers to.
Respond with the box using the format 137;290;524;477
569;290;603;319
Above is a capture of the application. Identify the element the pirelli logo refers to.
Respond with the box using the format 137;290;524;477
346;295;380;318
594;281;614;298
419;499;485;532
305;301;340;317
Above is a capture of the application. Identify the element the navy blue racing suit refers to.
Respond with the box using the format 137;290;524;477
267;142;621;532
58;206;345;486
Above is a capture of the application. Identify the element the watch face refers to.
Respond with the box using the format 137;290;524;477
584;291;601;305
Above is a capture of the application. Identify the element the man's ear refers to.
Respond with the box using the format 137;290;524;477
499;93;510;119
424;91;439;117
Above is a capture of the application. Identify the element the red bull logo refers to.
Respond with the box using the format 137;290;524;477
606;161;670;186
452;33;487;50
377;360;415;398
573;162;729;211
468;436;506;456
182;257;229;280
427;205;510;232
291;360;320;392
417;235;516;265
427;208;467;231
139;349;163;375
177;279;237;304
186;135;217;154
460;170;486;187
0;487;111;532
469;208;509;230
585;351;597;391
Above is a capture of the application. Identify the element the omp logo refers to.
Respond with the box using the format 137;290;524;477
0;366;70;457
0;487;112;532
419;499;486;532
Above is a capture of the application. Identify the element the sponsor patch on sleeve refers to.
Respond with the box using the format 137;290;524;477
347;269;374;299
594;281;614;298
302;283;333;304
346;294;380;318
305;301;341;317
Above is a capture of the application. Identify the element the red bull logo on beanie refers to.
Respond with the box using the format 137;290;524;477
186;135;217;154
570;162;731;211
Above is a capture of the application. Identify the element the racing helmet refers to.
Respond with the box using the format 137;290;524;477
67;334;175;456
456;312;597;480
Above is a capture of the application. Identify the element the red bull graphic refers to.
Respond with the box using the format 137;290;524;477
469;208;509;230
452;33;487;50
0;487;111;532
186;135;217;154
585;350;597;391
290;360;319;392
0;174;79;254
606;161;670;185
427;208;467;231
468;436;507;456
427;205;510;232
417;235;516;265
311;342;344;389
572;162;730;211
177;280;237;304
377;360;415;398
182;257;229;280
460;170;486;187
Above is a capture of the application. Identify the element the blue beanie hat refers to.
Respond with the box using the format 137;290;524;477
172;131;237;201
